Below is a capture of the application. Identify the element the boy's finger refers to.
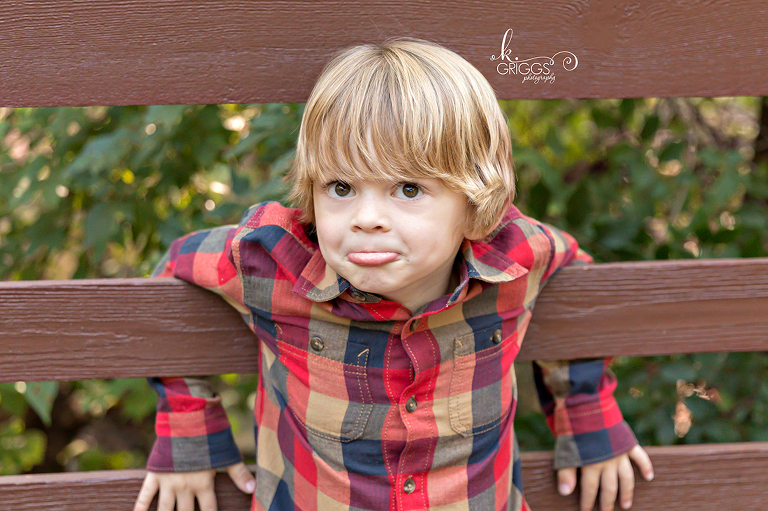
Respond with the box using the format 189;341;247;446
176;491;195;511
556;467;576;496
227;462;256;494
599;466;618;511
628;445;654;481
580;466;600;511
133;473;159;511
618;455;635;510
197;487;219;511
157;487;176;511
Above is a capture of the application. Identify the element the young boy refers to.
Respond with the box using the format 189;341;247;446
134;39;653;511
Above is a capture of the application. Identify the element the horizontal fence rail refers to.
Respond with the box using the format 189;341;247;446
1;444;767;510
1;260;768;509
2;258;768;383
2;0;768;107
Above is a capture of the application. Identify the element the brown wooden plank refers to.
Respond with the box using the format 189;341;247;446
0;444;766;510
1;0;768;107
522;257;768;361
0;278;258;383
2;258;768;382
521;443;768;510
0;468;251;511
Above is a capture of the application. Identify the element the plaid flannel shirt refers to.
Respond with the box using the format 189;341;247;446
147;201;637;511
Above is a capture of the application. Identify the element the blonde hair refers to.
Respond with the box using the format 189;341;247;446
287;38;515;238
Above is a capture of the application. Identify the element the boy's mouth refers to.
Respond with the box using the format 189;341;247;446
347;252;399;266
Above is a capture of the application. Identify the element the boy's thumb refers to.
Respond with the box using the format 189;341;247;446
226;462;256;494
556;467;576;496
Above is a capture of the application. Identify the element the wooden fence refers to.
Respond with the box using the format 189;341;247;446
2;1;768;509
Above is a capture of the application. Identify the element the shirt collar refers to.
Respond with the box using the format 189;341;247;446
292;249;351;302
292;238;528;304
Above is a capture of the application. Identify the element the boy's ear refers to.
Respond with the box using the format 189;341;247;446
464;201;510;241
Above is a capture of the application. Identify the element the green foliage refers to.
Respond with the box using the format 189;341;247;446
505;97;768;451
0;385;46;474
22;382;59;426
504;97;767;262
0;103;301;471
1;97;768;470
0;103;301;280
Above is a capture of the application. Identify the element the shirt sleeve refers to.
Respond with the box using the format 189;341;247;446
531;223;638;470
146;225;245;472
146;377;243;472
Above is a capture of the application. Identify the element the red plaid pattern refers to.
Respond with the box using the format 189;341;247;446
148;202;637;510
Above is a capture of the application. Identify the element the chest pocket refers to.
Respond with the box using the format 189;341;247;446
276;331;373;443
449;327;516;437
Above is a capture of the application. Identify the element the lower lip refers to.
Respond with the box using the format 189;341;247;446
347;252;399;266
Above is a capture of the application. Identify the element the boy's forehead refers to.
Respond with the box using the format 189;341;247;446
315;164;418;183
315;140;422;183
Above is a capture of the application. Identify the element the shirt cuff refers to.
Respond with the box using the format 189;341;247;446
147;406;242;472
551;396;638;470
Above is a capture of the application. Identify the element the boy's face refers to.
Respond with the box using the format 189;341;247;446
313;176;473;313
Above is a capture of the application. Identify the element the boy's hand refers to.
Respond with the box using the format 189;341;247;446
133;462;255;511
557;445;653;511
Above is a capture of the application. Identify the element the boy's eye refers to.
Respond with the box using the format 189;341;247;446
396;183;421;199
328;181;353;197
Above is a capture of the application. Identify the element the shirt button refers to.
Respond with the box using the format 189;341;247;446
350;289;366;301
492;329;502;344
310;337;325;352
409;319;419;332
405;396;417;413
403;477;416;494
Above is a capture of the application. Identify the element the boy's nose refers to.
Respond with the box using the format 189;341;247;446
352;196;390;232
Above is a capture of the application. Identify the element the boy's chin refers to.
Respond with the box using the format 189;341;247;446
347;280;397;300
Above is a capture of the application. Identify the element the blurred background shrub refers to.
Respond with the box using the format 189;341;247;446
1;97;767;472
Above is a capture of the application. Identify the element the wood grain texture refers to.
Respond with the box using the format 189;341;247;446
521;257;768;361
2;258;768;382
1;0;767;107
0;444;767;510
0;468;251;510
0;278;258;383
521;443;768;510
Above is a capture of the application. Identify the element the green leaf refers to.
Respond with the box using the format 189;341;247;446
659;141;686;162
640;115;659;141
684;395;716;419
84;202;122;250
705;169;741;208
596;214;643;251
619;99;636;124
591;106;618;129
224;131;268;159
23;382;59;426
144;105;190;133
62;129;133;179
565;180;591;227
659;362;698;383
270;149;296;178
252;177;290;204
0;384;28;416
528;180;551;219
195;133;227;167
